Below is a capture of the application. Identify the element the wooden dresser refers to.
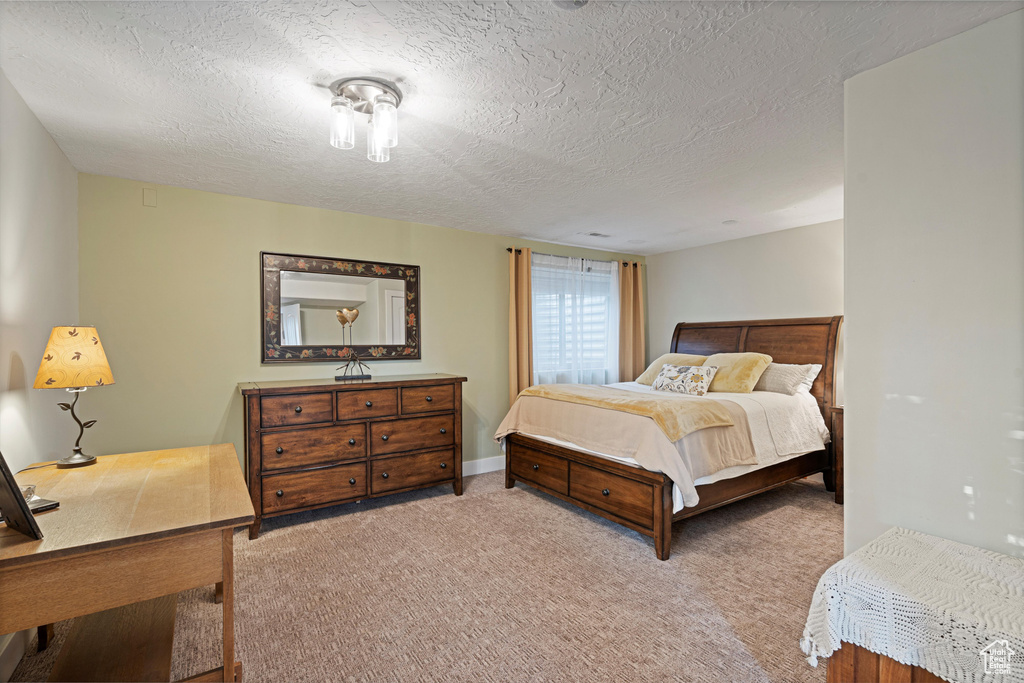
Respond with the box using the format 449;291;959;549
239;373;466;538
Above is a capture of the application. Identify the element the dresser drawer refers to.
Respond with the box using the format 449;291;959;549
370;449;454;494
509;448;568;496
261;424;365;472
369;415;454;456
337;388;398;420
261;393;333;428
401;385;454;415
261;462;366;514
569;463;653;527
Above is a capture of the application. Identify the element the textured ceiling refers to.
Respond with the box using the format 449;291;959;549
1;1;1019;254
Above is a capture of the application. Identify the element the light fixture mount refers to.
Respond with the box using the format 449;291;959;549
329;77;403;115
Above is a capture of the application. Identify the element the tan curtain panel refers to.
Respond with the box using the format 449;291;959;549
619;261;646;382
508;247;533;405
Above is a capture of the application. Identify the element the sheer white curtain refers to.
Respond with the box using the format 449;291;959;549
531;253;619;385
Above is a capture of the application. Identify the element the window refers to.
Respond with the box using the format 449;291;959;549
531;253;619;385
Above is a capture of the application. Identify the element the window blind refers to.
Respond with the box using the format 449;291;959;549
531;253;619;385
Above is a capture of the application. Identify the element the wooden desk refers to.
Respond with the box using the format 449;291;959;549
0;444;255;682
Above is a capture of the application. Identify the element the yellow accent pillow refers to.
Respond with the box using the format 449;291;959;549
635;353;708;385
704;352;773;393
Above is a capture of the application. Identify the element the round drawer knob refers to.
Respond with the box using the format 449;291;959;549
365;401;373;408
381;434;389;441
425;396;433;402
294;406;302;413
440;428;447;434
382;472;389;479
602;488;610;496
348;438;356;446
349;478;356;485
532;464;539;471
440;462;447;469
276;489;284;497
275;446;283;454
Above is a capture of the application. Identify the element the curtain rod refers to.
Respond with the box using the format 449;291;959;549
507;247;641;267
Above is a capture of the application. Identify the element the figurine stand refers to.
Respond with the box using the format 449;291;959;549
334;325;371;381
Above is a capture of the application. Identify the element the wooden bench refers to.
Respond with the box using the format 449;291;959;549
827;643;944;683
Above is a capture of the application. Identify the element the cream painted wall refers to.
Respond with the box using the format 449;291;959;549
844;11;1024;556
0;70;79;476
77;175;643;467
646;220;844;399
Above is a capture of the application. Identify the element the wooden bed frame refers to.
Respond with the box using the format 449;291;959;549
504;316;843;560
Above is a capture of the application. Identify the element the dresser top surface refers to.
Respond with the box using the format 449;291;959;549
239;373;467;395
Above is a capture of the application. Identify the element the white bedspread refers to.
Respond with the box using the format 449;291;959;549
606;382;830;464
496;381;829;513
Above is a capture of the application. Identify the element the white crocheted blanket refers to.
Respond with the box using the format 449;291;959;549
801;527;1024;683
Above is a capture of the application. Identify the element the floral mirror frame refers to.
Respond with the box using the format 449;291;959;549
261;251;420;363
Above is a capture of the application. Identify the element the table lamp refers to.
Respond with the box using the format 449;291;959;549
33;326;115;468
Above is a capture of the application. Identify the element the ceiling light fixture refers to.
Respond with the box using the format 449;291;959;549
553;0;589;9
329;77;403;163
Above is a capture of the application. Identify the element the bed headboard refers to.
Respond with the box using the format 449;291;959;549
670;316;843;421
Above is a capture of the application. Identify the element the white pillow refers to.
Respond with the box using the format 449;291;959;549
753;363;822;395
651;364;718;396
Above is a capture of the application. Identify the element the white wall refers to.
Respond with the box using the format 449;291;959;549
646;220;844;397
844;11;1024;556
0;70;79;475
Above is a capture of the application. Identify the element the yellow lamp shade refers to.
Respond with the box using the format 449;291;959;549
33;326;115;389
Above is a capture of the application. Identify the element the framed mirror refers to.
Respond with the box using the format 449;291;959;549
261;252;420;363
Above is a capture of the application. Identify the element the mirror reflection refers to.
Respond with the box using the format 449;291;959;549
279;271;407;347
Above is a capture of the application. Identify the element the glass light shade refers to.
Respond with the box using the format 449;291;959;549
367;119;390;163
330;96;355;150
372;93;398;148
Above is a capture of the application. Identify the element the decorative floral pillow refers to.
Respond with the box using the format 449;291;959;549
651;364;718;396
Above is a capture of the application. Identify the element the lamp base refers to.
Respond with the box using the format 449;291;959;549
57;450;96;468
56;391;98;468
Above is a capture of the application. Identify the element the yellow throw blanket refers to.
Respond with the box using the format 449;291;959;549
518;384;734;441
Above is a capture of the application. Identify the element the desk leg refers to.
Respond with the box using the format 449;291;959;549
37;623;54;652
222;529;235;682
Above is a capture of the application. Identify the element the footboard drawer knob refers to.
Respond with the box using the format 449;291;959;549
348;438;356;445
602;488;610;496
532;464;539;471
440;462;447;469
275;447;283;454
382;472;389;479
276;489;284;497
349;478;356;485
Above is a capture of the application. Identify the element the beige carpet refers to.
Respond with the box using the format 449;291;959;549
13;471;841;683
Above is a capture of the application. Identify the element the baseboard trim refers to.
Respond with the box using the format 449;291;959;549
0;630;29;683
462;455;504;477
